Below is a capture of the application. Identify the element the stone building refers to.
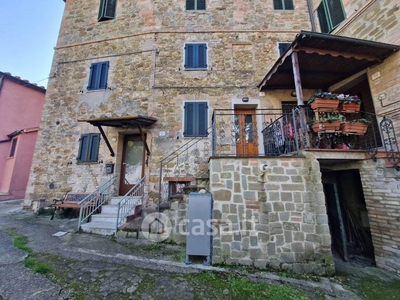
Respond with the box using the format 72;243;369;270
26;0;400;274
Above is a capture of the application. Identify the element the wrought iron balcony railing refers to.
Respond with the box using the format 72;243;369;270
211;107;400;169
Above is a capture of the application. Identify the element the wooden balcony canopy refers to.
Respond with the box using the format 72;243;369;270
78;115;157;157
258;31;399;91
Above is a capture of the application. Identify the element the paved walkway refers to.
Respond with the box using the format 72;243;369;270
0;200;382;299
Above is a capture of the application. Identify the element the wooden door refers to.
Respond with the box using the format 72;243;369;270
119;135;145;195
234;109;258;155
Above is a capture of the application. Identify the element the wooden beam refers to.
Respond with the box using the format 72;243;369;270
97;126;115;157
291;51;304;106
294;46;381;62
137;123;151;156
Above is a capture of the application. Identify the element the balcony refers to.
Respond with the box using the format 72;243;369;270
211;107;399;168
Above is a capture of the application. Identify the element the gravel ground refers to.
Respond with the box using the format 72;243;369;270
1;200;391;299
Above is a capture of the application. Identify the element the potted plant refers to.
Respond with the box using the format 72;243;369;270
340;118;370;135
307;92;339;112
311;115;342;133
337;94;361;112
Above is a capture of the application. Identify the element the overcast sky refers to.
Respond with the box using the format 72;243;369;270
0;1;65;87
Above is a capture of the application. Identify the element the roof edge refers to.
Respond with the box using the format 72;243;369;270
0;72;46;93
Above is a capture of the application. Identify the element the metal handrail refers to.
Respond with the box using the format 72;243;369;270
158;127;212;207
115;176;146;233
77;175;117;231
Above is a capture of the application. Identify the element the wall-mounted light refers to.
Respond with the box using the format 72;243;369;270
290;91;297;97
242;97;249;102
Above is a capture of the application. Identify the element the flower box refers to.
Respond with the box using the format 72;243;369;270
310;98;339;112
340;122;368;135
339;102;361;113
312;121;341;133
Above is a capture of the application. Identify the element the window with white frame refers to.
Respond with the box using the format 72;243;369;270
184;43;208;69
184;102;208;137
186;0;206;11
9;138;18;158
273;0;294;10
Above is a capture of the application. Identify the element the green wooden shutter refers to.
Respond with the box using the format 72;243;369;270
197;0;206;10
186;0;195;10
317;2;330;33
197;102;208;137
98;0;117;21
184;102;195;137
318;0;345;33
328;0;345;29
88;134;100;162
104;0;117;19
284;0;294;10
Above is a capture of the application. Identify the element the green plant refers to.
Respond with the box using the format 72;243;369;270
309;92;338;101
319;116;341;123
307;119;316;125
353;118;371;124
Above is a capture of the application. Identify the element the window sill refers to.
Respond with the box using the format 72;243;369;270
184;68;208;71
76;161;100;165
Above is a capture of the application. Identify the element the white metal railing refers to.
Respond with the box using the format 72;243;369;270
115;176;146;233
77;175;117;231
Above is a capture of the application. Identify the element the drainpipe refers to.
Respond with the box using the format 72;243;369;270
306;0;316;32
0;138;11;143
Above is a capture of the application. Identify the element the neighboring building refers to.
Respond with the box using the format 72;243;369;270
26;1;400;275
0;72;46;200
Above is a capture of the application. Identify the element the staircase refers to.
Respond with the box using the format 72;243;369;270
80;196;141;235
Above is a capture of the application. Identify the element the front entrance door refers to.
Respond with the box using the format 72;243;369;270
234;109;258;155
119;135;145;195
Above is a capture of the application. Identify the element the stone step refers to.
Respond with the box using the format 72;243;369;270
101;205;119;214
110;196;142;206
80;221;116;236
91;213;118;223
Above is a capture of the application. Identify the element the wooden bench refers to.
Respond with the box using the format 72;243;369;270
50;192;93;220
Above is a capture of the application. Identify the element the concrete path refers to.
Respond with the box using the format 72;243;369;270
0;200;376;299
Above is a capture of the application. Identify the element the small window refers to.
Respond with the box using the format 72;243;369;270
278;43;291;56
77;133;100;163
9;138;18;158
98;0;117;21
317;0;345;33
186;0;206;11
184;43;207;69
184;102;208;137
87;61;109;91
273;0;294;10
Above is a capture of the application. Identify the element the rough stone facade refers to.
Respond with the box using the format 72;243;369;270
25;0;400;276
209;156;335;275
25;0;312;202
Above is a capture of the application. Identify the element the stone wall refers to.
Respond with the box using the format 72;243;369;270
209;156;335;275
359;159;400;274
26;0;313;203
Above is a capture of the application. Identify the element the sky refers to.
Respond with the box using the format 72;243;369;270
0;1;65;88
